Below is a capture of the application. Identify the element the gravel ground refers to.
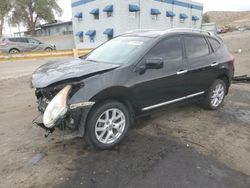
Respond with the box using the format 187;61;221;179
0;31;250;188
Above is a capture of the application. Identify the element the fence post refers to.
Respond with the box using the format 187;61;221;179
73;49;79;58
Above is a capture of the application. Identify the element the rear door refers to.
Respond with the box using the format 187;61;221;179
8;38;29;51
132;35;189;110
183;34;217;95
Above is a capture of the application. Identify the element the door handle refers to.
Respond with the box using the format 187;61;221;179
211;62;219;67
177;70;188;75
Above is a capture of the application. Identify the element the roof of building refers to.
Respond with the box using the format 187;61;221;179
39;21;72;28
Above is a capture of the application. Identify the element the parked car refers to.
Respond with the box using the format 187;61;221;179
217;26;229;34
32;29;235;149
0;37;56;53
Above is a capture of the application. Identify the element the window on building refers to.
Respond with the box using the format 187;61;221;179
90;8;99;20
79;36;84;43
74;12;83;22
180;18;185;23
151;15;158;20
78;17;82;22
94;14;99;20
184;35;210;59
75;32;84;43
129;4;140;19
151;8;161;20
107;35;113;40
129;12;137;19
192;16;199;25
179;13;188;23
107;12;113;17
103;5;113;18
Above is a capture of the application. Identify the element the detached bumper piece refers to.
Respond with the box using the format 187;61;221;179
233;75;250;83
32;115;55;137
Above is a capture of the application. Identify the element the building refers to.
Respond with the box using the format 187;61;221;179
35;21;73;36
14;20;73;37
71;0;203;49
13;21;75;50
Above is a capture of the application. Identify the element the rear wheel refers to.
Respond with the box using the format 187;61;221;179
202;79;226;110
9;48;20;53
45;47;53;51
86;100;130;149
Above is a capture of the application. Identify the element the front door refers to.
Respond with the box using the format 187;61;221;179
132;35;189;110
27;38;43;51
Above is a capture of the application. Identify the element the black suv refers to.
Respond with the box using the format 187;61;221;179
32;29;234;149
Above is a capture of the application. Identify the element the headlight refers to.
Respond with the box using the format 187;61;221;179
43;85;72;128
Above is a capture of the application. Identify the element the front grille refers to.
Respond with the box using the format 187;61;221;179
37;97;50;113
35;87;61;113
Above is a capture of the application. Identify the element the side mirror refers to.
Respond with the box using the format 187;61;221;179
136;57;164;75
145;57;164;69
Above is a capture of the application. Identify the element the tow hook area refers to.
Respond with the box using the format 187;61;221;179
32;115;55;138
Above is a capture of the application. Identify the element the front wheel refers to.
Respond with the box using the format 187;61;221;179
202;79;226;110
86;100;130;149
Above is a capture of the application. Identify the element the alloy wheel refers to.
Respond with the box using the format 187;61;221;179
210;83;225;107
95;108;126;144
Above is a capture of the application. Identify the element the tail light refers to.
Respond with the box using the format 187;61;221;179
0;40;7;46
229;53;235;64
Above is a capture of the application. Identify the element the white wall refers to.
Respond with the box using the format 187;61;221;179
72;0;203;49
35;35;75;50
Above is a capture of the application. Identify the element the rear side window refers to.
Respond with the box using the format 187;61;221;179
184;36;209;59
8;38;28;43
8;38;18;42
208;37;221;52
147;36;182;61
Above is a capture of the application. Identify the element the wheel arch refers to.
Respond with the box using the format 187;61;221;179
78;86;138;136
89;86;138;115
9;48;20;53
216;74;230;95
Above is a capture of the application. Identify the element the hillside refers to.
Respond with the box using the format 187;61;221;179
206;11;250;27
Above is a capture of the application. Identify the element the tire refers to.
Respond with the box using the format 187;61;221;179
45;47;53;51
86;100;130;149
9;48;20;53
202;79;226;110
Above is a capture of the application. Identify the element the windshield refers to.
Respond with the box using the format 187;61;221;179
86;36;152;64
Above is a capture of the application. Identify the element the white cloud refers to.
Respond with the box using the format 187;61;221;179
196;0;250;12
56;0;72;21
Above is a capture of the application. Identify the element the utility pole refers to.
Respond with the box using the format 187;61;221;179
171;1;174;28
138;0;141;29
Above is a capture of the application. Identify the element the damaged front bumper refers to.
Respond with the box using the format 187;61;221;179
32;101;95;138
33;84;95;138
32;115;55;137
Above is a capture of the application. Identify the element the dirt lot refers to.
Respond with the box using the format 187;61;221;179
0;31;250;188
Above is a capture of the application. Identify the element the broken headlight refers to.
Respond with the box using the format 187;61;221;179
43;85;72;128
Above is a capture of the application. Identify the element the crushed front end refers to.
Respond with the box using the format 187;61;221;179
33;84;93;138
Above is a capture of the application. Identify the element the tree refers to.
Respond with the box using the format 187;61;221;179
202;13;210;23
12;0;62;36
0;0;12;37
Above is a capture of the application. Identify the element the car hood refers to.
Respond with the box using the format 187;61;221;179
32;58;120;88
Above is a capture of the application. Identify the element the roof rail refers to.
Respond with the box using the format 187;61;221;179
124;29;159;34
161;28;214;36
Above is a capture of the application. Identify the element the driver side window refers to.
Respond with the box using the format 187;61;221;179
146;36;183;61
